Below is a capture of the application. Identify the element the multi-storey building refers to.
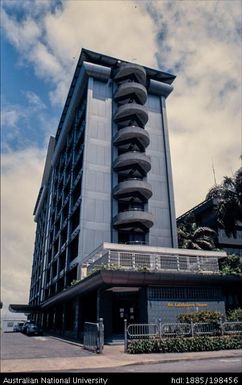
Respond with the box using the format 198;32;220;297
29;49;178;307
10;49;242;339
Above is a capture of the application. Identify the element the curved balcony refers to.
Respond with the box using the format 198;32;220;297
113;126;150;150
114;63;146;86
113;179;153;201
114;82;147;105
114;103;148;128
113;152;151;175
113;210;154;230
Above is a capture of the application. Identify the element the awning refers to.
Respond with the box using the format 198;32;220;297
40;269;242;310
9;304;40;313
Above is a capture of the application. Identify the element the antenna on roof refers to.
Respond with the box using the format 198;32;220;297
212;158;217;186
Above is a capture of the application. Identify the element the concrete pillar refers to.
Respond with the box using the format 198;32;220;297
96;288;101;321
73;298;80;338
62;303;67;335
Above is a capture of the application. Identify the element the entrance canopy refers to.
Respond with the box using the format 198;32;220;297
9;304;40;313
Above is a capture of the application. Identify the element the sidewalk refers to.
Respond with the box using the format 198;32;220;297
2;340;242;372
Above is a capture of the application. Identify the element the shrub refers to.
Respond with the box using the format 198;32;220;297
227;308;242;321
219;255;242;275
127;335;242;354
178;310;223;323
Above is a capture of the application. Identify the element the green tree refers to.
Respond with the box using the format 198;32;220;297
219;254;242;275
227;308;242;321
178;310;222;323
178;216;216;250
206;167;242;237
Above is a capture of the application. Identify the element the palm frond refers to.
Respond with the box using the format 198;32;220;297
196;240;215;250
193;227;216;238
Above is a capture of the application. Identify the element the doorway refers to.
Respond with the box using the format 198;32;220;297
112;291;139;334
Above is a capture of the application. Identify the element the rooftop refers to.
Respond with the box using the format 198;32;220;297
82;242;227;277
83;242;226;264
55;48;176;148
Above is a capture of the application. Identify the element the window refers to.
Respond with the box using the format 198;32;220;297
51;261;57;279
54;238;59;256
70;206;80;233
147;287;222;300
69;235;79;262
59;251;66;271
60;226;68;247
135;254;150;268
160;256;177;270
72;179;82;206
120;253;133;268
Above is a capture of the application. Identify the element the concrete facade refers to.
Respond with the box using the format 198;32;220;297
14;49;242;340
147;287;226;324
79;77;113;259
29;49;178;308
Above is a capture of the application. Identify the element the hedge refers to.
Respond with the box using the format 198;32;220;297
178;310;222;323
227;308;242;321
127;335;242;354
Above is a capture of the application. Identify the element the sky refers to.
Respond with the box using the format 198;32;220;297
1;0;242;318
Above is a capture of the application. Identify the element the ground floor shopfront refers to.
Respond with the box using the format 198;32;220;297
28;270;242;341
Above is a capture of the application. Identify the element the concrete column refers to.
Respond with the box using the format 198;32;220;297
53;307;56;330
97;288;101;321
46;313;50;329
73;298;80;338
62;303;67;335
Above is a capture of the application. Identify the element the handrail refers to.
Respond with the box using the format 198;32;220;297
120;207;144;212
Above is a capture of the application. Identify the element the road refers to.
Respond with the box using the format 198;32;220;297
76;358;242;372
1;332;89;359
1;332;241;374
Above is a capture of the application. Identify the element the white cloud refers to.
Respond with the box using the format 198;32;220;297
24;91;47;110
2;1;157;106
30;42;64;80
44;0;156;66
1;148;45;316
1;106;28;151
1;8;41;51
2;0;60;17
142;0;242;215
2;1;240;203
1;108;24;128
1;93;57;151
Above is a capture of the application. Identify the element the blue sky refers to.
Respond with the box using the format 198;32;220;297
1;0;242;315
1;5;61;152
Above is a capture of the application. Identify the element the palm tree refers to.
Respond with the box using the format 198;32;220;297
206;167;242;237
178;217;216;250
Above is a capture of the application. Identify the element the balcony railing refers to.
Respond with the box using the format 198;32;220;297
120;240;147;245
119;207;144;212
86;250;219;275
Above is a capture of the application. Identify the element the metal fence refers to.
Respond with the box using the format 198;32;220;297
159;322;192;337
127;323;158;338
83;318;104;354
223;321;242;335
124;320;242;351
193;322;221;336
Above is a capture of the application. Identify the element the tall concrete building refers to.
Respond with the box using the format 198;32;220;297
10;49;241;339
30;49;178;306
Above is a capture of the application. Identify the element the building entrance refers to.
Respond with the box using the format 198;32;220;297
112;291;139;334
